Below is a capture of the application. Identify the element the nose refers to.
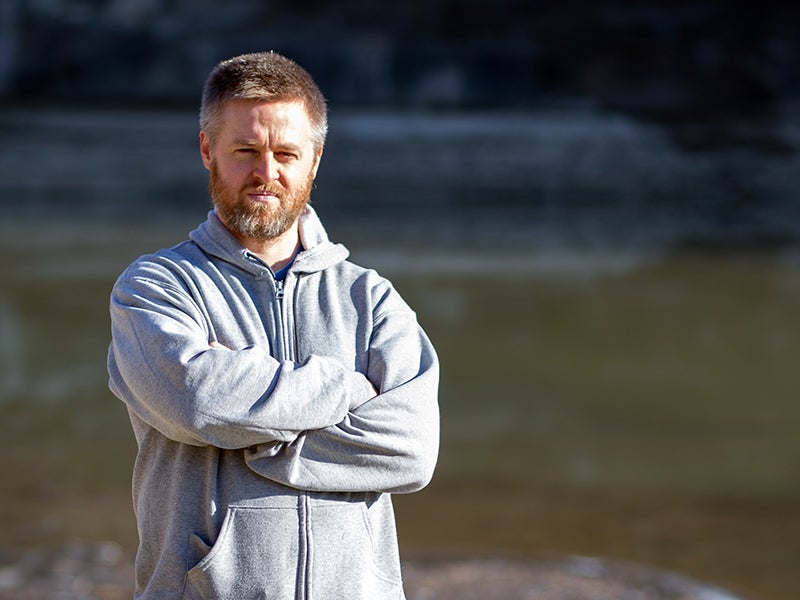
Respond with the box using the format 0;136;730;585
254;153;280;182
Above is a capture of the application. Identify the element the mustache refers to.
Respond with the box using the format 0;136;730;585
247;183;284;195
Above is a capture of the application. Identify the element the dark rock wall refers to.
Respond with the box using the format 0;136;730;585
3;0;799;117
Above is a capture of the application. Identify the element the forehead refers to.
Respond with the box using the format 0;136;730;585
217;99;313;142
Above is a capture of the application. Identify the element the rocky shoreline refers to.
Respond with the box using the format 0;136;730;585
0;541;745;600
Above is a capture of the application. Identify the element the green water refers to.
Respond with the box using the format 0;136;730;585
1;220;798;599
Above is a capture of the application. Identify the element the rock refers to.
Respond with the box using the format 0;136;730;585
0;541;745;600
402;556;745;600
2;0;799;116
0;541;133;600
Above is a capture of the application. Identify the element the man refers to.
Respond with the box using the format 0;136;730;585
108;51;439;599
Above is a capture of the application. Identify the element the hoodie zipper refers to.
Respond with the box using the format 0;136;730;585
273;277;292;363
245;252;290;359
273;274;311;600
248;253;310;599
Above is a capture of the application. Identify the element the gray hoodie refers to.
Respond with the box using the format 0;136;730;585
108;207;439;599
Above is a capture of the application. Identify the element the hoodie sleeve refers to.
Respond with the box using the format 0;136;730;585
107;263;376;449
244;284;440;493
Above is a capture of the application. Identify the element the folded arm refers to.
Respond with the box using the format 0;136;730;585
245;295;440;494
108;266;375;449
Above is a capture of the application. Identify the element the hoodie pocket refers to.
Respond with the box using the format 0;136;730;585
185;506;299;599
309;502;403;599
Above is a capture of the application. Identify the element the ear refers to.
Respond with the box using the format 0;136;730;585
199;131;212;170
310;148;323;179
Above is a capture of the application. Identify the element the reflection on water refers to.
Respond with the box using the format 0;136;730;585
1;109;799;599
1;220;798;599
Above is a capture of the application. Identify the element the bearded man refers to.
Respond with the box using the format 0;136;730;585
107;51;440;600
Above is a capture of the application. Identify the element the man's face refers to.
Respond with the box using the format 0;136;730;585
200;99;322;241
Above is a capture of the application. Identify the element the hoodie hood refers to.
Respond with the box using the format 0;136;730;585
188;205;349;277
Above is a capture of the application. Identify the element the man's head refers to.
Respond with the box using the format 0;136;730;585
199;52;326;245
200;52;327;153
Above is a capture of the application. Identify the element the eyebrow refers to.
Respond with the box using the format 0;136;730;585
230;138;263;148
231;138;304;155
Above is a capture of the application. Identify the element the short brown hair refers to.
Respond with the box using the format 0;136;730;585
200;52;328;152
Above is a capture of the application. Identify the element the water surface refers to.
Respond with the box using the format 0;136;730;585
1;108;798;599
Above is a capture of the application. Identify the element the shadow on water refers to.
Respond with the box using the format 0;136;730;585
1;108;799;599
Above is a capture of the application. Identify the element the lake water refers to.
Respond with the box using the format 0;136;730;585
1;108;799;599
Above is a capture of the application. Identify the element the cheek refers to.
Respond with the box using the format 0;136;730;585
217;160;253;186
287;161;318;186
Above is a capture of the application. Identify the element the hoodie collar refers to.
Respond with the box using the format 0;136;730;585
189;205;349;277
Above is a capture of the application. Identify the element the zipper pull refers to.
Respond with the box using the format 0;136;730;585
275;279;284;301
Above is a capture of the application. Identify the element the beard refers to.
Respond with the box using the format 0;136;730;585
209;161;314;241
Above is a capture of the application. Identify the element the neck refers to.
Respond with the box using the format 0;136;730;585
233;222;301;272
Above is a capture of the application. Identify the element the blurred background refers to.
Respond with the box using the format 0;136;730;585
1;0;799;598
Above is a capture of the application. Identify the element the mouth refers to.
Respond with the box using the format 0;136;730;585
246;189;280;204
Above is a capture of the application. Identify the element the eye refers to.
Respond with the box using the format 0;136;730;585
235;148;258;155
276;151;298;161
